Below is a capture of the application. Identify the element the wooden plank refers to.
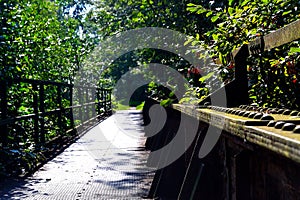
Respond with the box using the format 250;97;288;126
248;19;300;55
263;19;300;51
213;19;300;64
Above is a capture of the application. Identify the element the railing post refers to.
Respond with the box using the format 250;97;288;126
108;89;112;114
96;88;101;116
101;89;104;114
199;44;250;107
85;87;89;123
57;85;63;135
69;84;75;134
0;80;8;147
39;83;45;144
32;82;39;145
104;89;107;115
91;87;96;118
78;87;84;126
231;44;250;106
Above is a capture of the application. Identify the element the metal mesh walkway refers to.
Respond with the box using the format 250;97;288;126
0;109;155;200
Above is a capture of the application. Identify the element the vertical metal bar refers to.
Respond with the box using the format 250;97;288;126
85;88;89;123
39;83;45;144
101;89;104;115
96;88;101;116
69;84;75;134
104;89;107;114
57;85;62;135
32;82;39;144
91;87;96;119
78;87;83;126
108;89;112;114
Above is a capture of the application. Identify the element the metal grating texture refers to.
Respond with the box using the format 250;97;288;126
0;109;155;200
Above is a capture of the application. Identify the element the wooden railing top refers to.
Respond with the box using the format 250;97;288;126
231;19;300;58
172;104;300;164
253;19;300;52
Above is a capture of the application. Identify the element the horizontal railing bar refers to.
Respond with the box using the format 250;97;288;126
0;113;36;125
73;85;98;89
68;105;82;109
0;100;104;126
10;78;74;87
82;102;98;106
70;102;97;108
3;78;110;92
214;19;300;64
257;19;300;52
246;19;300;57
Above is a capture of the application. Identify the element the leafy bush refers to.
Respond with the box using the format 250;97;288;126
0;0;93;177
186;0;300;108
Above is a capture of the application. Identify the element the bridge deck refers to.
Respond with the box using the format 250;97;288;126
0;109;155;199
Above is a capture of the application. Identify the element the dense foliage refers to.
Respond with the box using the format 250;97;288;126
0;0;94;81
0;0;94;177
85;0;228;105
186;0;300;108
89;0;300;109
1;0;300;178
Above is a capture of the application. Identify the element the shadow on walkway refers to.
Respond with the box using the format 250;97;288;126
0;109;155;200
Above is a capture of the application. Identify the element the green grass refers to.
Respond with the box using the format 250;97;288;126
136;101;145;110
114;102;131;110
113;101;145;111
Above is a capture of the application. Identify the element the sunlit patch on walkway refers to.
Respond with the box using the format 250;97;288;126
0;109;155;199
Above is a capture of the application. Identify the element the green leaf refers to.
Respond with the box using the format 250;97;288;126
160;98;172;107
16;66;22;72
196;9;207;15
211;14;220;23
228;7;234;16
191;40;200;46
186;4;207;14
136;102;145;110
241;0;251;7
206;11;213;17
187;6;198;13
282;10;292;16
187;3;196;7
199;72;214;83
184;38;193;46
169;91;175;98
228;0;234;6
212;33;218;41
290;47;300;53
